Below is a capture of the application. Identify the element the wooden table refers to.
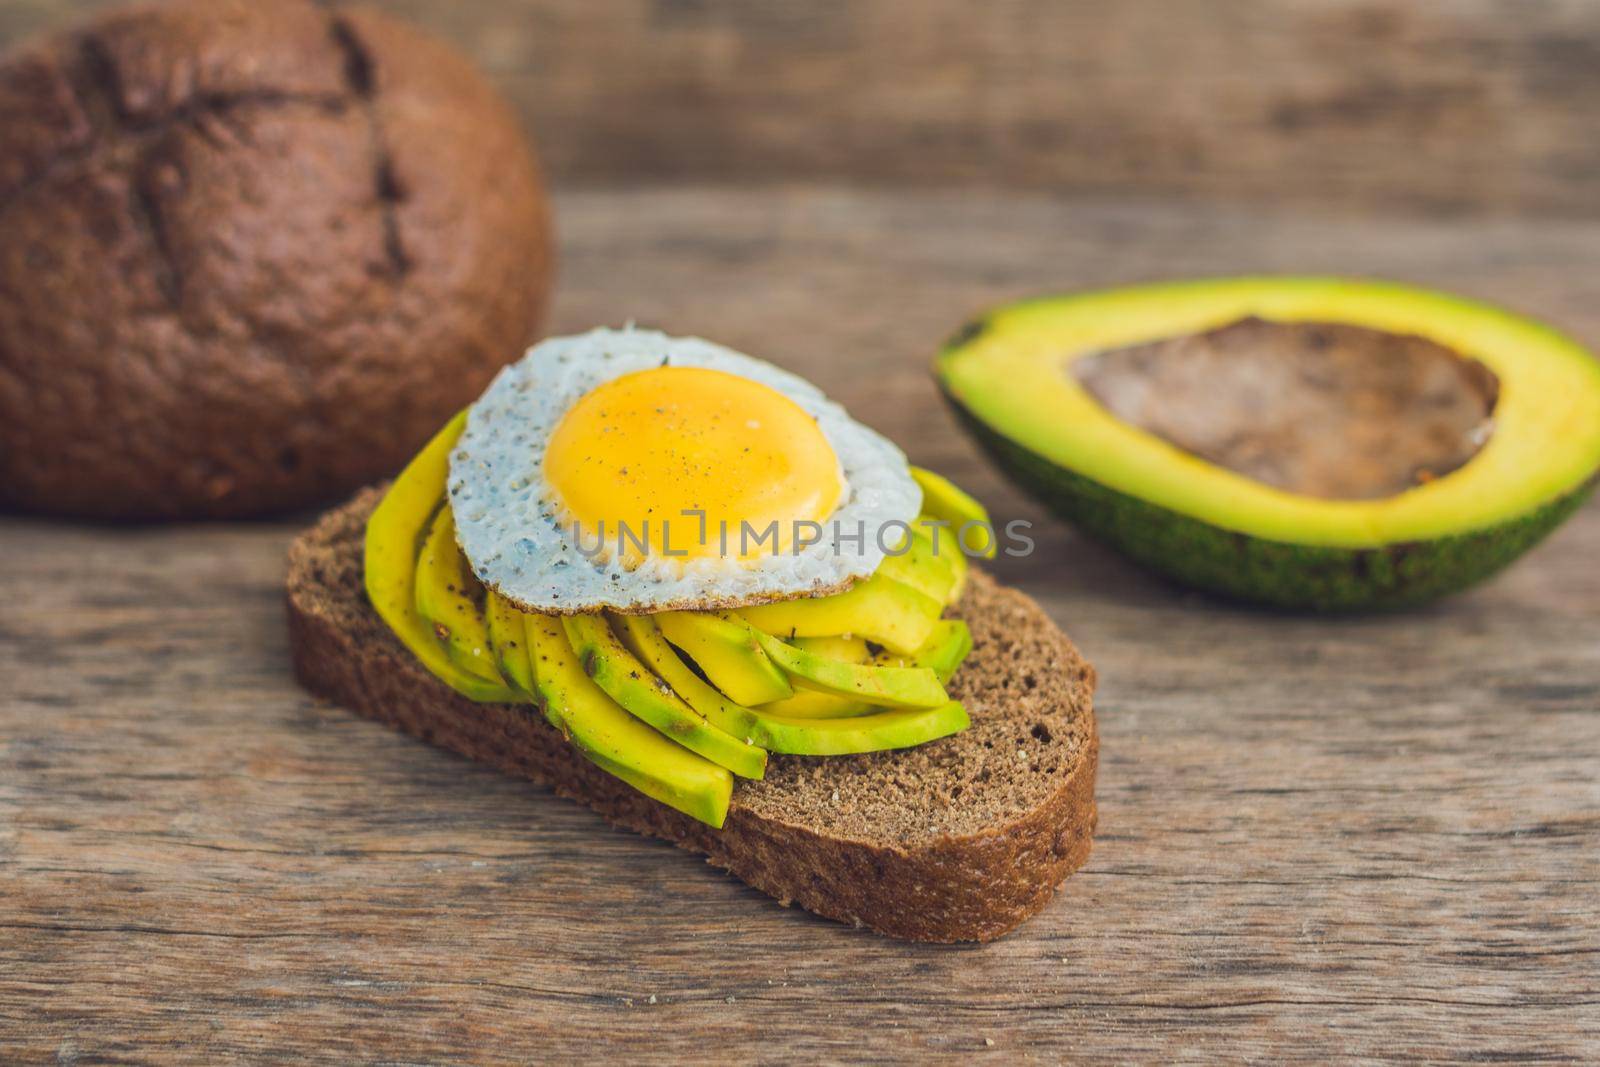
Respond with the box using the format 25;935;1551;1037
3;187;1598;1062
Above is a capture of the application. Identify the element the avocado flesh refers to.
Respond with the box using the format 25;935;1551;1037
611;613;773;740
654;611;793;705
910;467;997;559
760;702;971;757
752;626;948;709
757;621;972;718
525;614;733;827
925;519;971;600
876;529;959;603
938;276;1600;609
363;413;518;703
737;572;941;656
485;591;536;696
563;614;768;779
880;619;973;682
791;634;870;662
414;505;505;684
756;689;870;720
613;614;969;755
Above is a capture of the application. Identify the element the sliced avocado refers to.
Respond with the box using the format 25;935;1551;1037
737;572;941;656
485;591;536;696
876;528;959;604
758;616;973;719
758;701;970;757
613;614;968;755
751;626;948;709
877;619;973;683
938;276;1600;609
414;505;504;684
755;688;870;719
654;611;793;705
363;412;518;703
524;613;733;827
792;634;871;662
611;613;769;739
562;614;768;779
922;517;971;601
910;466;997;559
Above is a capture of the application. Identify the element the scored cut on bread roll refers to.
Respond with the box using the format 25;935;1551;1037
0;0;552;519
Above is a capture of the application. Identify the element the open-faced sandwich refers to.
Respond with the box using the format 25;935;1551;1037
288;328;1096;941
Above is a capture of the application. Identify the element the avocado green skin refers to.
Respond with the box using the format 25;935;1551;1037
943;389;1596;611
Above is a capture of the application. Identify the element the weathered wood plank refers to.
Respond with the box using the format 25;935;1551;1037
3;0;1600;215
2;187;1599;1061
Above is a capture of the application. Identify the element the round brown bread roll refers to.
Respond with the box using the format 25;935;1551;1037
0;0;552;519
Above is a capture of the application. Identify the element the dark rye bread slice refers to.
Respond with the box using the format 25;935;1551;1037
287;489;1098;942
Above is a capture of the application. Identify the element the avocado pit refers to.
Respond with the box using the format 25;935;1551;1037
1072;317;1500;500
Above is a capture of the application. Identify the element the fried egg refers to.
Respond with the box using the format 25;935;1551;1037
448;328;921;613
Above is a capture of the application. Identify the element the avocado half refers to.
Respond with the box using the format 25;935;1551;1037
937;277;1600;609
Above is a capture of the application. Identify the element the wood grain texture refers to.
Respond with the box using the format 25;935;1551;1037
3;0;1600;215
3;186;1600;1062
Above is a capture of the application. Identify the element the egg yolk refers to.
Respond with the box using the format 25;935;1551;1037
544;366;846;565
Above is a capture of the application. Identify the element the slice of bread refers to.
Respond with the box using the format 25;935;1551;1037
287;489;1098;942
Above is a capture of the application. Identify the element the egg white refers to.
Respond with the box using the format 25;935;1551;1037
447;327;922;614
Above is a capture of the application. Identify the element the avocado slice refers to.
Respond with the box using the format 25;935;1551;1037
922;517;971;601
737;572;941;656
757;622;972;718
363;413;518;703
938;277;1600;609
611;613;774;739
910;466;997;560
717;637;875;721
793;634;870;661
653;611;793;706
562;614;768;779
752;627;947;709
876;528;959;604
879;619;973;682
524;613;733;827
485;591;536;696
612;614;969;755
414;505;505;684
760;701;970;757
756;689;870;720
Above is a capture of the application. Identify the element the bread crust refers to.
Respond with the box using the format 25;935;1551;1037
0;0;551;518
287;491;1098;942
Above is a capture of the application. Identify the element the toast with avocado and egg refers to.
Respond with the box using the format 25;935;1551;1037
288;329;1096;942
